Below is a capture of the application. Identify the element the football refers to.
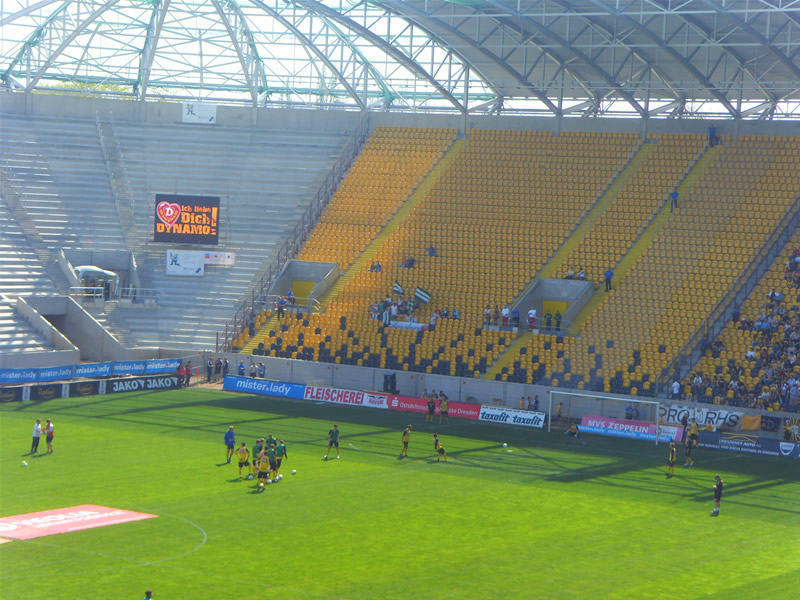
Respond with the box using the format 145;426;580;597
278;474;283;480
503;443;508;448
292;470;297;475
21;461;28;467
258;482;264;490
265;479;271;485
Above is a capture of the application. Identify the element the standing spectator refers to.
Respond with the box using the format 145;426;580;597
672;379;681;400
708;126;719;147
184;361;193;386
249;363;257;378
533;395;539;412
44;419;54;454
206;357;214;383
238;361;246;376
258;362;266;378
554;311;562;332
527;308;537;330
501;306;510;327
288;288;295;306
670;189;679;211
214;356;223;381
485;305;492;325
625;405;634;419
276;296;287;320
224;426;235;464
544;311;553;331
222;358;230;379
177;362;185;387
731;303;741;323
520;396;526;410
604;268;613;292
30;418;42;454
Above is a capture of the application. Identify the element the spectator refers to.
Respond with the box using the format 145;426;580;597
672;379;681;400
708;126;719;146
511;309;520;328
554;311;562;332
258;362;266;378
544;311;553;331
670;189;679;211
565;266;575;280
207;356;214;382
177;362;185;387
223;358;230;378
492;304;500;325
249;363;257;378
184;361;193;386
215;357;223;381
501;306;510;328
288;288;295;306
625;405;634;419
527;308;537;330
452;309;460;319
731;303;740;323
399;256;409;268
577;268;586;281
276;296;287;320
485;305;492;325
238;361;246;376
604;268;613;292
426;245;438;257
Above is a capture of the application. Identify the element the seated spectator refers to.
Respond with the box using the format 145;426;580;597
577;268;586;280
625;405;634;419
399;256;409;268
369;260;382;272
484;305;492;325
406;256;416;268
452;309;460;319
565;267;575;280
441;307;449;318
426;245;438;257
492;304;500;325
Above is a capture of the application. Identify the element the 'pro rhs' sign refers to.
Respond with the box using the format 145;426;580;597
153;194;219;245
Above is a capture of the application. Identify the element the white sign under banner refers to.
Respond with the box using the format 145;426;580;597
182;102;217;124
478;405;546;428
203;251;235;266
166;250;204;277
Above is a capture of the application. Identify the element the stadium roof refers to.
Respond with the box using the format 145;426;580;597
1;0;799;119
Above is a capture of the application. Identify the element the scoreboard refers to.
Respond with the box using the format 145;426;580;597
153;193;219;245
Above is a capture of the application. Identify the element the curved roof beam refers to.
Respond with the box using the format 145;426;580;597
136;0;171;100
290;0;465;113
700;0;800;86
0;0;62;28
24;0;122;91
249;0;365;110
645;0;774;103
210;0;258;105
378;0;561;115
587;0;738;117
481;0;646;117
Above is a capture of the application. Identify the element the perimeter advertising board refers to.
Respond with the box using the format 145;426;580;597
153;194;219;245
479;405;546;428
581;416;683;442
697;431;799;458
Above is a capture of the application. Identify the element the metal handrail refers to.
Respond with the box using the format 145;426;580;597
217;111;370;352
69;286;164;304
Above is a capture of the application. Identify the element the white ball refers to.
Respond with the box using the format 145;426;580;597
22;461;28;467
502;443;508;448
265;479;271;485
278;474;283;480
258;482;264;489
292;470;297;475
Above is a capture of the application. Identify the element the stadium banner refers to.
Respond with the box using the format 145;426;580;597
304;385;365;406
580;416;683;442
479;405;546;428
0;505;158;541
388;321;427;331
740;415;761;431
658;404;743;431
38;365;75;383
69;380;101;398
106;374;182;394
28;383;65;402
153;194;219;245
166;250;204;277
112;361;147;376
144;359;183;374
75;362;112;379
182;101;217;124
0;368;38;385
784;419;800;442
0;386;27;402
222;375;305;398
760;415;782;434
387;395;480;420
697;431;798;458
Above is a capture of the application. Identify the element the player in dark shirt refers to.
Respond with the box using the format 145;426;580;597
683;436;694;467
433;433;447;462
426;395;436;423
711;475;724;516
667;442;676;479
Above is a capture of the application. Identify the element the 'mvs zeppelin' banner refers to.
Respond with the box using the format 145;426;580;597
153;194;219;245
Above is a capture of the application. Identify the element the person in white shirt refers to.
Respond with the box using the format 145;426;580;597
31;418;42;454
672;380;681;400
44;419;54;454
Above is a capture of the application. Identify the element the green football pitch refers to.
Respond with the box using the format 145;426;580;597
1;388;798;600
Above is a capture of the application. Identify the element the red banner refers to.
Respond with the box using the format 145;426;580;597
387;395;480;420
304;385;365;405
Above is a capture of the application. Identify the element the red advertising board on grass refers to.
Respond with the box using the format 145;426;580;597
0;505;157;540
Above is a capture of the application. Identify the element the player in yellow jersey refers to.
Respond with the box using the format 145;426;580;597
689;420;700;447
257;452;271;490
433;433;447;462
438;394;449;424
667;442;676;479
234;442;250;480
400;425;412;458
683;435;694;467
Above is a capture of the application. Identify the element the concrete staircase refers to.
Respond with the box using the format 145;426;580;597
0;300;54;352
0;201;60;298
0;114;126;252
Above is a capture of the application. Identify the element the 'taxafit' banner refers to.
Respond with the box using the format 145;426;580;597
479;405;546;428
153;194;219;245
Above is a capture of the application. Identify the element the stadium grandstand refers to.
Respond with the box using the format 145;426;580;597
1;0;799;413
